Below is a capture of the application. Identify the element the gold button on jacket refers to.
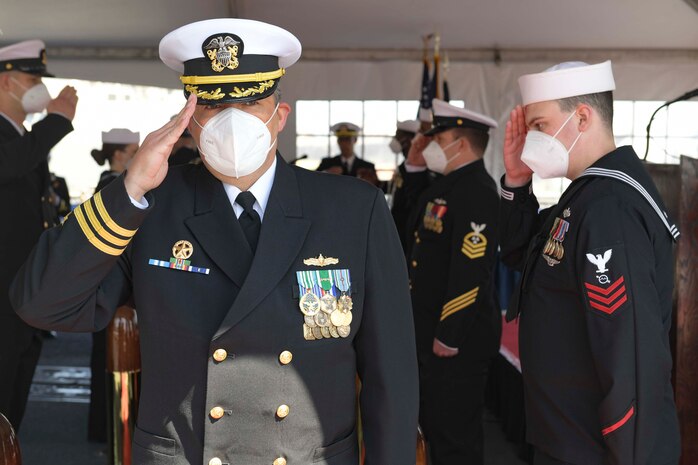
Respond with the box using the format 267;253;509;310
276;404;290;419
212;349;227;362
273;458;287;465
210;406;225;420
278;350;293;365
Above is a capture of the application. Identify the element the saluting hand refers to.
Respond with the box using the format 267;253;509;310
47;86;78;121
406;133;431;167
503;105;533;187
124;94;197;202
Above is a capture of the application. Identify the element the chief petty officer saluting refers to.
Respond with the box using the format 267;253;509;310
500;61;680;465
11;18;418;465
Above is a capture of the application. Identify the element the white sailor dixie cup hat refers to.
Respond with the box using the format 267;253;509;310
0;40;54;77
159;18;302;105
518;61;616;106
425;99;498;136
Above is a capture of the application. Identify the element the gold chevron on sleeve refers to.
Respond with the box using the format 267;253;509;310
74;204;124;256
93;191;137;238
462;233;488;259
440;287;479;321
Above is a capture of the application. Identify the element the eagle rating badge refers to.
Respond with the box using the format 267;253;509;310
462;222;487;259
583;248;629;316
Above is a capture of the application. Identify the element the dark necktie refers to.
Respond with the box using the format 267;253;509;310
235;191;261;253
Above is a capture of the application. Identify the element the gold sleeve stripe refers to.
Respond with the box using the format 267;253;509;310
74;206;124;256
440;296;477;321
441;287;479;314
83;199;131;247
94;191;137;238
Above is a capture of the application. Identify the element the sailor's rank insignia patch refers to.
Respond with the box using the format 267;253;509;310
583;247;630;317
462;222;487;259
423;199;447;233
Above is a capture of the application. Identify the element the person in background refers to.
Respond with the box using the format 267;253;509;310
0;39;77;432
87;127;139;442
91;128;140;192
317;122;380;186
389;119;432;250
406;99;501;465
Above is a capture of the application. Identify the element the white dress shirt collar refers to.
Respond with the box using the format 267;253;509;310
222;157;277;221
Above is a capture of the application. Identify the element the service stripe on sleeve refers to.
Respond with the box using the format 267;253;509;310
94;191;137;238
74;205;124;256
83;199;131;247
440;287;479;321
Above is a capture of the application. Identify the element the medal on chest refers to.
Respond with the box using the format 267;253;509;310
542;215;570;266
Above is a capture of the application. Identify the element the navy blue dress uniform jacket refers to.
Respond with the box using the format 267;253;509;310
500;146;680;465
10;155;419;465
405;159;501;363
316;155;376;177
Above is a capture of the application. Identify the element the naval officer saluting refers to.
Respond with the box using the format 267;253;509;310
11;18;418;465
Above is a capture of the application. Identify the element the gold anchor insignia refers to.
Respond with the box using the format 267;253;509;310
203;35;240;72
172;240;194;259
303;254;339;267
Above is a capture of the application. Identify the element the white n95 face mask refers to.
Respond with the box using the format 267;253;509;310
520;112;582;179
422;138;460;174
11;78;52;114
389;137;403;154
195;103;279;178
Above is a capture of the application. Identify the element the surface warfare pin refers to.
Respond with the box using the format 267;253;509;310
148;240;210;275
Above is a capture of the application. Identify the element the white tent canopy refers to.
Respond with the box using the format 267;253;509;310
2;0;698;179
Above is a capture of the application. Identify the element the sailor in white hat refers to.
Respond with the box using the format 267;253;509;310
0;39;78;432
403;98;501;465
11;18;419;465
500;62;681;465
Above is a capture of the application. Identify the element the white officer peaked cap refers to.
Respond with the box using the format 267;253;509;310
102;128;140;145
0;39;53;76
396;120;421;134
425;99;498;136
331;122;361;137
159;18;301;105
518;60;616;106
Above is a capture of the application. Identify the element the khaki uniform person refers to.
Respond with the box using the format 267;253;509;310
10;18;418;465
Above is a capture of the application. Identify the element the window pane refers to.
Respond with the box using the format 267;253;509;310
667;101;698;137
363;136;398;181
613;101;634;136
363;101;397;135
296;135;331;164
633;101;667;137
397;100;420;122
329;101;363;130
666;137;698;160
296;101;329;135
635;136;667;164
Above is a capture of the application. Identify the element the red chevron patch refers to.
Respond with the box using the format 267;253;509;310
584;276;628;315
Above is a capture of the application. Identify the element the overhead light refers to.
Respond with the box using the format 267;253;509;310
684;0;698;13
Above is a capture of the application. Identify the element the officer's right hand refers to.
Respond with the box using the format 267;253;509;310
503;105;533;187
46;86;78;121
406;133;431;167
124;94;197;202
